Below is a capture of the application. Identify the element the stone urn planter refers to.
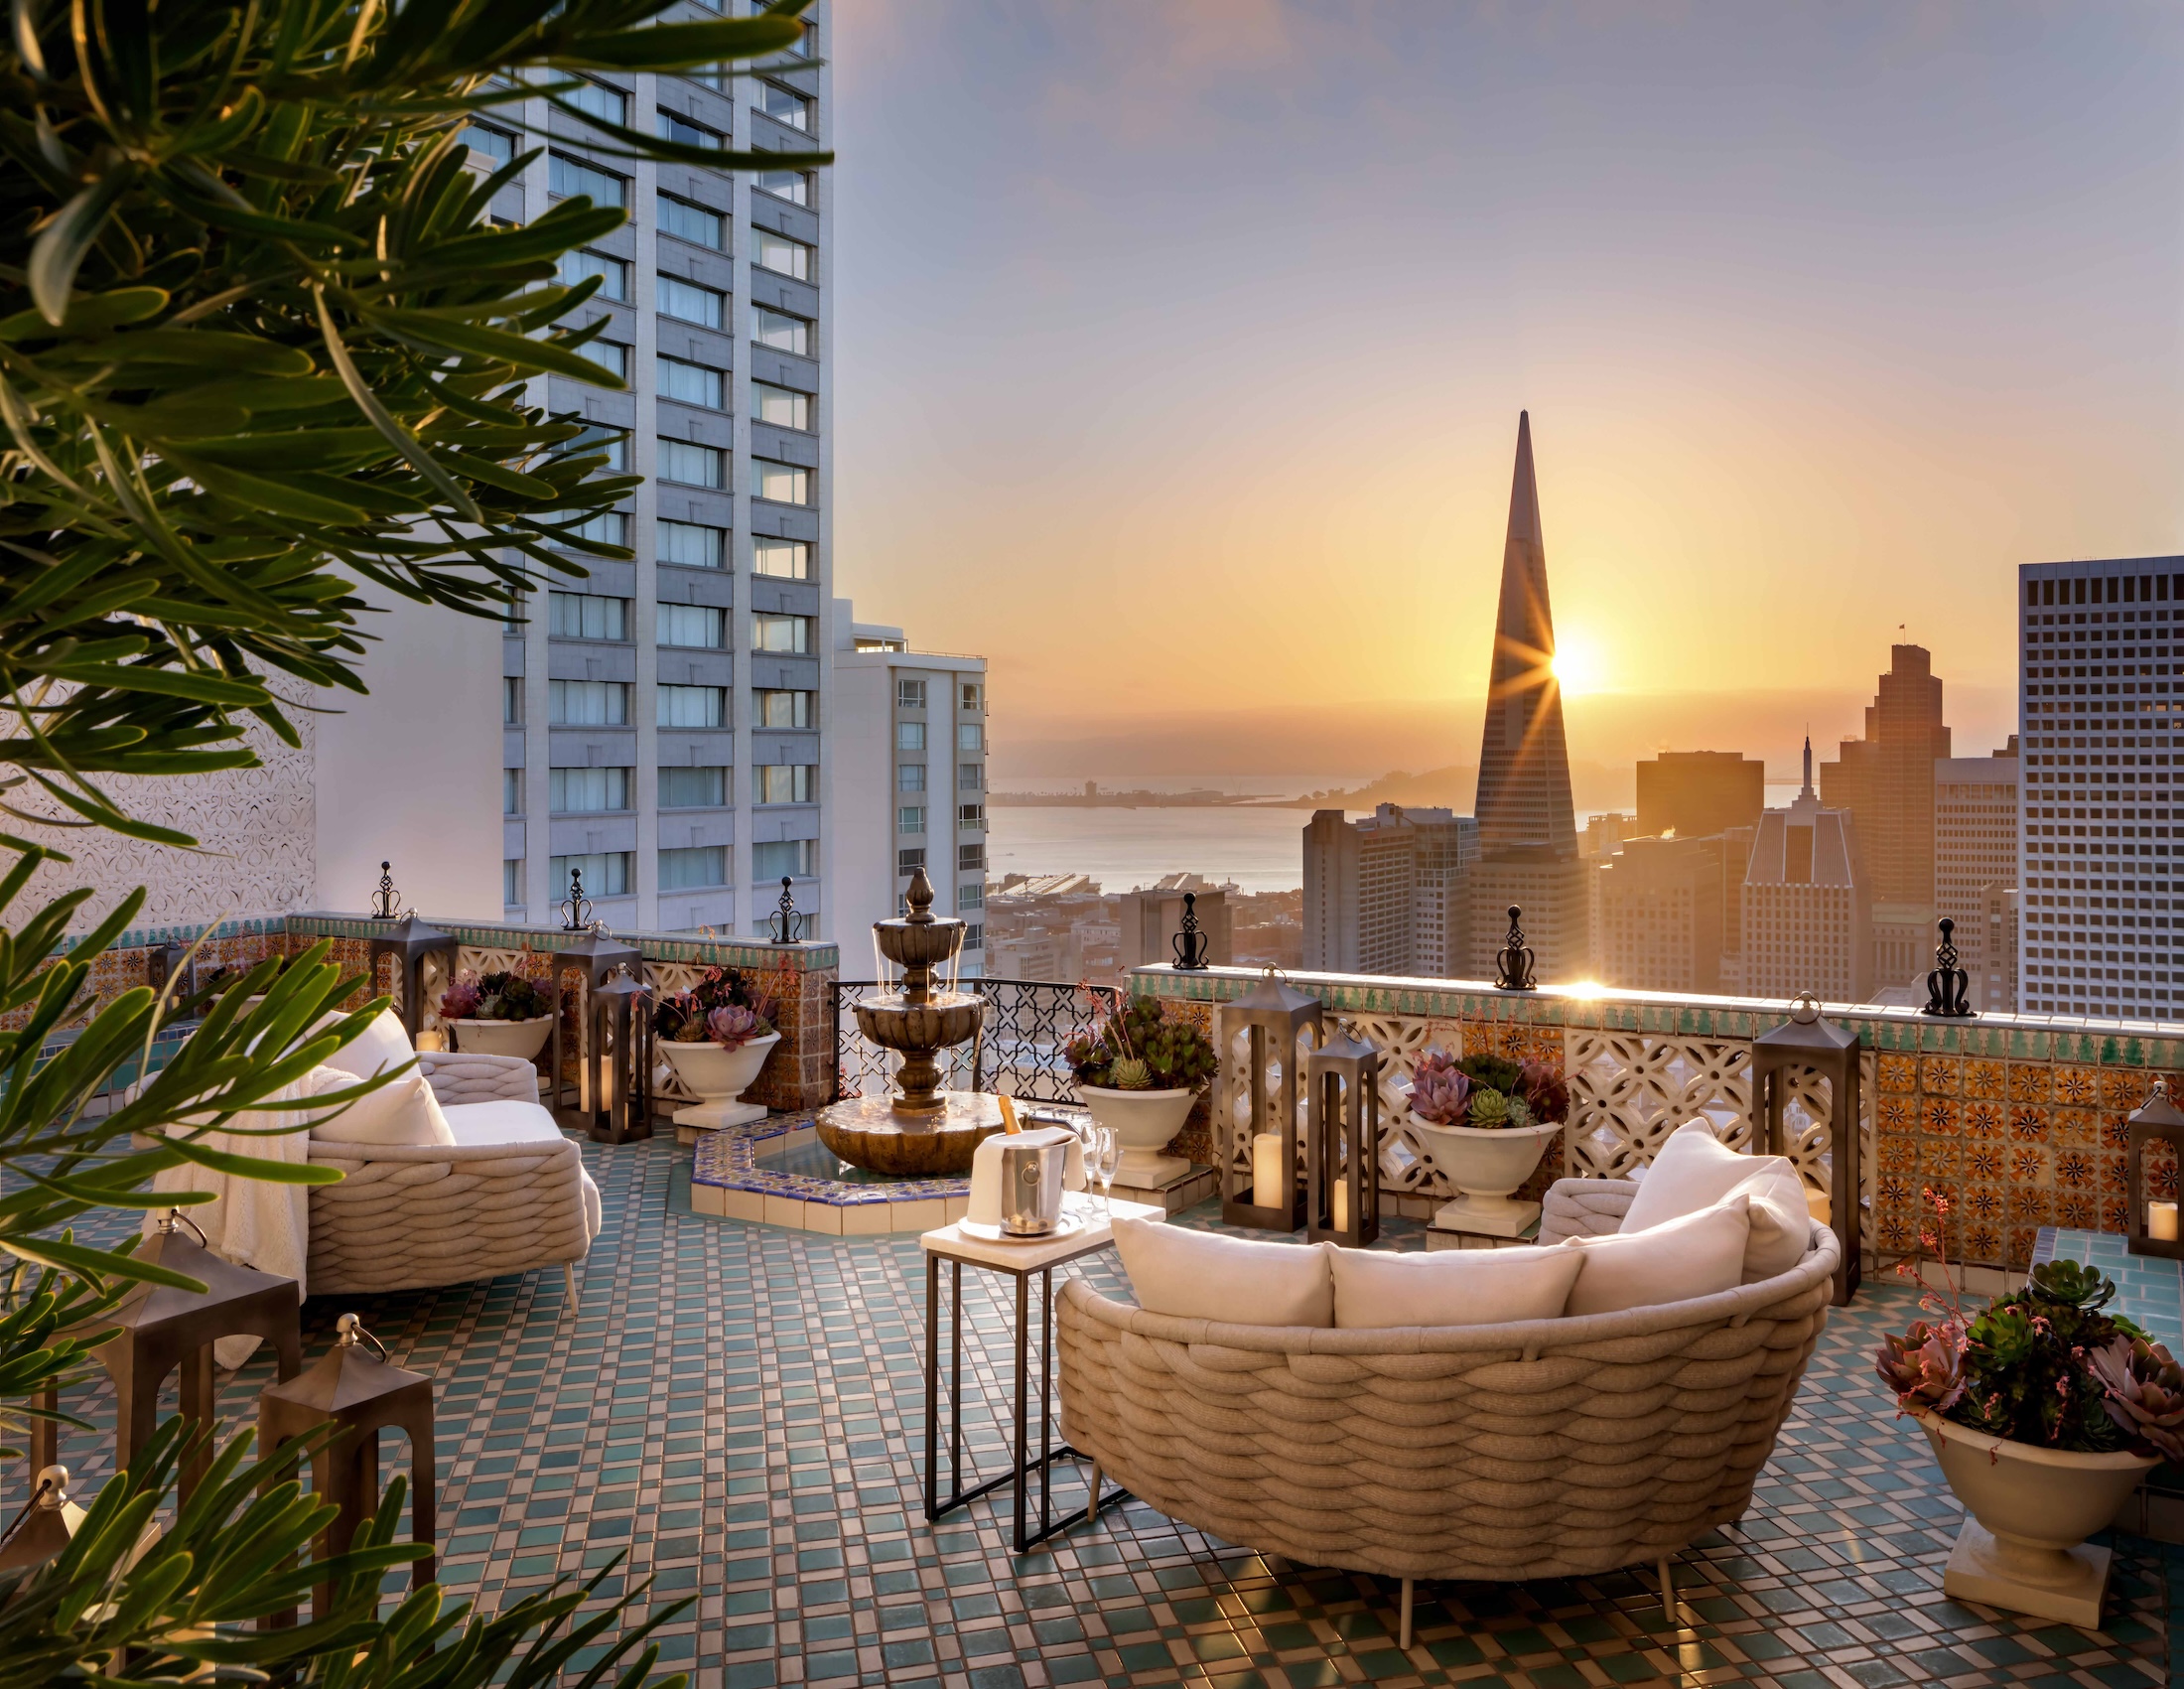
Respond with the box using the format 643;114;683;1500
660;1032;781;1133
1913;1409;2155;1624
1078;1085;1196;1187
448;1016;554;1061
1405;1115;1565;1238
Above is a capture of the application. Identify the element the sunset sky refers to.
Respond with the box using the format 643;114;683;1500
829;2;2184;783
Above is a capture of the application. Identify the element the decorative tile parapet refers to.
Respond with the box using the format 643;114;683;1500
1133;963;2184;1275
284;913;838;974
687;1113;968;1235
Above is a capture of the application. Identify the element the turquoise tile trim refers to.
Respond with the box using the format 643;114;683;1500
689;1112;968;1204
55;914;288;956
282;913;839;972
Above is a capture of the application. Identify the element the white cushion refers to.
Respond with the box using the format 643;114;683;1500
1112;1215;1333;1328
1620;1121;1813;1282
317;1008;417;1081
1329;1243;1583;1330
307;1065;456;1147
1564;1195;1752;1316
443;1100;568;1147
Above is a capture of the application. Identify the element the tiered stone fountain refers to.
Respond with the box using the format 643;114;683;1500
814;867;1002;1176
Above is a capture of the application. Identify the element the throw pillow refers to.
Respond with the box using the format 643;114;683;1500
1329;1243;1583;1330
316;1008;416;1080
1621;1120;1812;1282
1112;1215;1333;1327
307;1065;457;1147
1563;1196;1752;1317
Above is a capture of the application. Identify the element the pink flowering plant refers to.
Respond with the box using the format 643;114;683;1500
1876;1188;2184;1459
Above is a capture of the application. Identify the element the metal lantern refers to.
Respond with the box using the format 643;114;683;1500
0;1467;84;1573
1751;993;1861;1306
146;940;192;1005
1307;1032;1381;1247
588;963;655;1143
2125;1079;2184;1260
550;924;643;1119
1923;917;1976;1019
260;1315;436;1622
1494;905;1535;991
768;876;806;944
1218;971;1324;1229
1171;892;1210;970
363;863;459;1044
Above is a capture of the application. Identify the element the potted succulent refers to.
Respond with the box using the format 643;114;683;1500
1877;1190;2184;1624
1396;1050;1570;1236
438;968;555;1059
654;966;780;1129
1066;991;1217;1186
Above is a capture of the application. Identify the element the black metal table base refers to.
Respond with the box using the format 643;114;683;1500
922;1252;1131;1552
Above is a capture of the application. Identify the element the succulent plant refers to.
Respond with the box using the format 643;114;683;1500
706;1003;773;1051
1503;1092;1535;1129
1465;1087;1512;1129
1875;1319;1968;1413
473;969;549;1021
655;964;776;1043
438;973;482;1021
1109;1056;1153;1090
1407;1051;1471;1125
1516;1058;1570;1124
1066;992;1216;1091
2091;1336;2184;1462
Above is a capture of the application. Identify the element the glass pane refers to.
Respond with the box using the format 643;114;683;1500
659;766;728;807
752;381;810;430
657;194;725;249
752;537;809;579
657;275;725;328
658;519;725;568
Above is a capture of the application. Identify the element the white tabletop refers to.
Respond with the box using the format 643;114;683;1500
920;1195;1165;1272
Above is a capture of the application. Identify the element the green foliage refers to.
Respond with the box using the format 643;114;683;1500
1107;1056;1151;1090
1465;1088;1511;1129
1453;1054;1522;1095
1066;995;1216;1091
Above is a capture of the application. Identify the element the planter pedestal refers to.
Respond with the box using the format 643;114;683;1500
1406;1116;1565;1240
1431;1192;1539;1238
1944;1520;2113;1627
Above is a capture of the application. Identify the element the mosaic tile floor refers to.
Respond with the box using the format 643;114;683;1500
18;1134;2182;1687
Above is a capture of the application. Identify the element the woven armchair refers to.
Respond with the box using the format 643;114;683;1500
1055;1178;1838;1643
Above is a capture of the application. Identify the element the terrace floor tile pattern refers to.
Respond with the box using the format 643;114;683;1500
19;1135;2180;1688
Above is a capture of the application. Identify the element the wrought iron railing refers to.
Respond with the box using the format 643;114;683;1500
829;978;1089;1104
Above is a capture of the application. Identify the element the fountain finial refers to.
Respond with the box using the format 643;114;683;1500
904;864;936;924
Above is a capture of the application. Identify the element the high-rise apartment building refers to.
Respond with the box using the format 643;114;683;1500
483;15;832;934
1820;645;1952;907
1302;805;1477;976
1935;749;2019;1002
1468;413;1588;980
2015;557;2184;1020
1635;752;1765;841
1594;835;1724;994
828;604;987;974
1741;744;1873;1002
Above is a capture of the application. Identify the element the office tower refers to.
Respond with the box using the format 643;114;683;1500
1467;412;1589;979
1302;805;1477;976
483;15;832;933
1935;749;2020;1001
1594;835;1724;994
2015;556;2184;1020
1820;645;1952;906
1742;741;1873;1002
829;604;987;974
1978;884;2020;1013
1635;752;1765;840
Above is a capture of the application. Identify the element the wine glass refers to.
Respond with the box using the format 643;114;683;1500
1092;1126;1120;1220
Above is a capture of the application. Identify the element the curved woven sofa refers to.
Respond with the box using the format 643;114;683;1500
1056;1178;1839;1620
307;1051;599;1297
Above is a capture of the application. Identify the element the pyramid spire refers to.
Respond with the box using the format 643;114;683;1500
1474;411;1575;857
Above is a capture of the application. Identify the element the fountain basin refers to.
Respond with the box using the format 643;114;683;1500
852;991;985;1056
814;1091;1004;1177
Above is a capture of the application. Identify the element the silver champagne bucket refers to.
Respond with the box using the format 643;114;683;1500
999;1134;1069;1236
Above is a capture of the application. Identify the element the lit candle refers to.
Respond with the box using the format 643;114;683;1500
1252;1133;1286;1209
1806;1187;1832;1229
2151;1200;2179;1242
1333;1177;1350;1235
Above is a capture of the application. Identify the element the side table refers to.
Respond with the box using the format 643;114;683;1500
921;1196;1163;1552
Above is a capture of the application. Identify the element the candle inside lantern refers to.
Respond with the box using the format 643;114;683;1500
2151;1200;2179;1243
1805;1186;1832;1229
1333;1177;1350;1235
1252;1133;1285;1209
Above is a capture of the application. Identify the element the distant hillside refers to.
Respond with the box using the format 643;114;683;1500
1279;766;1478;810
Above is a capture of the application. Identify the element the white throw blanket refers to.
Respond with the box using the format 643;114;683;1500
146;1069;341;1368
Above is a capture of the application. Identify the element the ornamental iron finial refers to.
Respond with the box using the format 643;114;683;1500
768;876;805;945
560;867;593;932
1172;891;1209;970
1923;916;1977;1019
369;861;400;920
1494;905;1535;992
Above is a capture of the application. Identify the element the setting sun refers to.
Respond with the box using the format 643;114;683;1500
1551;635;1602;696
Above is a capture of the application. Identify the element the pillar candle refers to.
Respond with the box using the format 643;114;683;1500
2151;1200;2179;1242
1252;1133;1286;1209
1333;1177;1350;1235
1806;1187;1832;1229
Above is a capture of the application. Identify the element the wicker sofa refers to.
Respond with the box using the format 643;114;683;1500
1055;1178;1839;1644
305;1051;600;1297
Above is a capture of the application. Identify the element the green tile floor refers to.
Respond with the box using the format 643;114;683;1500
18;1134;2179;1687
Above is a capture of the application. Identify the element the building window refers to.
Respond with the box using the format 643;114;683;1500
564;78;629;125
896;721;926;752
657;192;724;250
959;843;985;872
958;803;984;827
659;765;728;807
957;722;984;752
547;680;631;726
657;274;726;328
753;458;810;504
752;839;814;880
658;519;725;569
503;769;523;814
565;425;629;472
958;884;985;912
464;123;515;166
548;591;629;641
657;438;724;488
658;684;728;729
958;763;983;791
753;536;810;579
563;511;627;552
752;381;812;430
558;248;630;302
751;613;812;653
755;764;815;804
752;80;811;131
656;109;723;151
897;764;926;793
502;676;522;724
898;848;925;875
755;168;811;207
503;858;523;905
549;766;632;814
659;845;728;890
548;153;626;208
754;688;813;728
753;229;812;279
963;923;983;948
897;678;927;709
752;305;810;355
658;355;726;409
656;602;727;648
550;851;632;899
960;682;983;712
575;338;627;380
898;805;925;834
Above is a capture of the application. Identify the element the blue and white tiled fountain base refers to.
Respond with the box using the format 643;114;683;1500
688;1111;972;1234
